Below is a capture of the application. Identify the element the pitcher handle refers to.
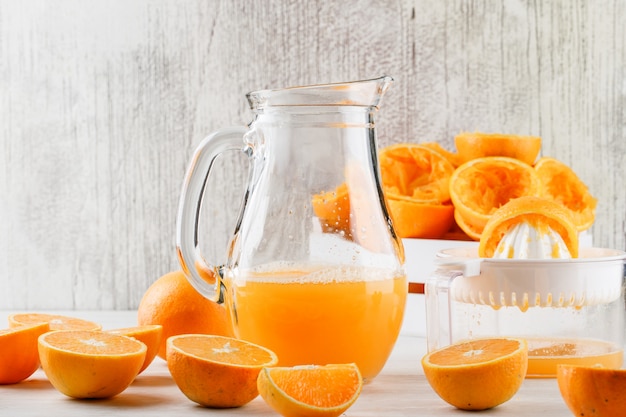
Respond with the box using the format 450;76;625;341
176;126;248;302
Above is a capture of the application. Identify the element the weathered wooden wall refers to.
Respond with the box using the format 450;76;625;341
1;0;624;310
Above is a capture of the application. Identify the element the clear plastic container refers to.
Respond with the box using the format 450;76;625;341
425;247;626;377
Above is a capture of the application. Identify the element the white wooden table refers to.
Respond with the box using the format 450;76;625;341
0;310;574;416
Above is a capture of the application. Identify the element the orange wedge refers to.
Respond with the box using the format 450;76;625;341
422;338;528;410
557;365;626;417
449;156;541;238
9;313;102;331
167;334;278;408
387;199;455;239
534;157;597;231
478;196;579;258
0;322;50;384
106;324;163;373
257;363;363;417
455;132;542;165
38;330;146;398
380;143;455;203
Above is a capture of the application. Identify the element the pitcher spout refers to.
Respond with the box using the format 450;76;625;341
246;75;393;111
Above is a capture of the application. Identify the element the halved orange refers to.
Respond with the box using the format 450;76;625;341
9;313;102;331
455;132;542;165
422;338;528;410
0;322;50;384
257;363;363;417
38;330;146;398
387;199;454;239
106;324;163;373
167;334;278;408
478;196;579;258
380;143;455;203
449;156;541;236
557;365;626;417
534;157;597;231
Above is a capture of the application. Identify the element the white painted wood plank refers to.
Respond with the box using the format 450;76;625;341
0;0;624;310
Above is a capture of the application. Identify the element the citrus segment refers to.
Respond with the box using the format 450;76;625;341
449;156;541;237
380;143;455;203
106;324;163;373
454;132;541;165
387;199;454;239
0;322;50;384
534;157;597;231
167;334;278;408
422;338;528;410
137;270;233;359
257;363;363;417
8;313;102;331
478;196;579;258
38;330;146;398
557;365;626;417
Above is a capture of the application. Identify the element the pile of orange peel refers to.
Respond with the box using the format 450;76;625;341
379;132;597;244
313;132;597;251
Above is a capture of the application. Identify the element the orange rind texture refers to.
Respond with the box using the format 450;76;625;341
557;365;626;417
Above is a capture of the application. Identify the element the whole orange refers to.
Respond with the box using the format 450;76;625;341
138;270;233;359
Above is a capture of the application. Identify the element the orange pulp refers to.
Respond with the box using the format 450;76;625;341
230;266;407;381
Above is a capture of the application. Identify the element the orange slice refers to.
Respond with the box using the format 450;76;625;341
106;324;163;373
38;330;146;398
257;363;363;417
421;338;528;410
167;334;278;408
455;132;541;165
449;156;541;237
557;365;626;417
379;143;455;203
478;196;579;258
534;157;597;231
8;313;102;331
0;322;50;384
387;199;454;239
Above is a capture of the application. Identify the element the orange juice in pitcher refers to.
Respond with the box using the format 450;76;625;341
176;76;406;382
231;265;406;380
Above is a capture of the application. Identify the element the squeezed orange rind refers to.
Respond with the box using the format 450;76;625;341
478;196;579;258
455;132;541;165
534;157;597;231
449;156;541;238
380;143;455;204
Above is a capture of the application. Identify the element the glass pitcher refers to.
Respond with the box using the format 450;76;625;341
176;76;407;381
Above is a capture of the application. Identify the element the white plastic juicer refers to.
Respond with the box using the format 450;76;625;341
425;247;626;377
